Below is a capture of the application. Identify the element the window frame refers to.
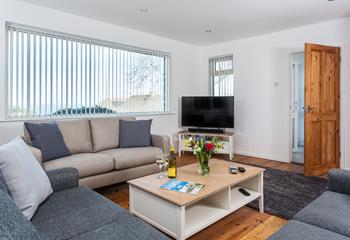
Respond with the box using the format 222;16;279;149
208;54;234;96
5;22;171;120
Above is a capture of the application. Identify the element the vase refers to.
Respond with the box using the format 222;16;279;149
196;153;210;176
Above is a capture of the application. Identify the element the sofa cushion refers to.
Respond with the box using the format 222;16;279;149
43;153;114;178
119;119;152;148
294;191;350;237
31;187;124;240
90;118;120;152
24;119;93;154
100;147;162;170
57;119;93;154
72;212;170;240
0;137;53;220
268;220;350;240
89;117;136;152
0;185;41;240
24;122;71;161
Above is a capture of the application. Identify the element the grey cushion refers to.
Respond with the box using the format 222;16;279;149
294;191;350;237
72;213;170;240
24;119;93;154
268;220;350;240
43;153;114;178
0;188;41;240
119;119;152;148
100;147;162;170
25;122;70;162
31;187;127;240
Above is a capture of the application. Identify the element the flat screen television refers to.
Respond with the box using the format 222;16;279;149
181;96;234;130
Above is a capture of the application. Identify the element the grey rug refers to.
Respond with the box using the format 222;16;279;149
247;166;328;219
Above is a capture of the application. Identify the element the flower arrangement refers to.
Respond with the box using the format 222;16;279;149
184;136;223;176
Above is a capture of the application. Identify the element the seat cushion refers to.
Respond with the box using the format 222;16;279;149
100;147;162;170
72;213;170;240
31;187;124;240
0;187;41;240
268;220;350;240
43;153;114;178
294;191;350;237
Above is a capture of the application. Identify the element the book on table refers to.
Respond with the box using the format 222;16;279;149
160;179;205;195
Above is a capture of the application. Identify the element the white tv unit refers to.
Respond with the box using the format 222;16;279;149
178;130;234;160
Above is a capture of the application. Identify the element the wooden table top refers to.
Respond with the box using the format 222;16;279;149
128;159;265;206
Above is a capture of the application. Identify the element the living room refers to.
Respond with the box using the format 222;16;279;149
0;0;350;239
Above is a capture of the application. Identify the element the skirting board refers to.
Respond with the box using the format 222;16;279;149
233;150;290;163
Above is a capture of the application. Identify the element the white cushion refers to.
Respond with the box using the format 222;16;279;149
0;137;53;220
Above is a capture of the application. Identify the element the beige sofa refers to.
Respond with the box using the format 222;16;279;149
23;117;170;189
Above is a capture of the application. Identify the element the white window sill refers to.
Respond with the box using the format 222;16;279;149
0;112;176;123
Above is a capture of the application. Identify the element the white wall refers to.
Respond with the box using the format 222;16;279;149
200;17;350;168
1;1;350;169
0;0;201;144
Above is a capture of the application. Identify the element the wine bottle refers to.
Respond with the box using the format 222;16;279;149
168;145;177;178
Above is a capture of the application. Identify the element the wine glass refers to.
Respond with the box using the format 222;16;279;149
156;159;166;179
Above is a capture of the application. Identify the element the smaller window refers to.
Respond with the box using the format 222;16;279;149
208;55;233;96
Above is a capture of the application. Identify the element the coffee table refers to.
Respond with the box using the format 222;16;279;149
128;159;264;240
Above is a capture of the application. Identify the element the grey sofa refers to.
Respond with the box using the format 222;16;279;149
24;117;170;189
269;169;350;240
0;167;169;240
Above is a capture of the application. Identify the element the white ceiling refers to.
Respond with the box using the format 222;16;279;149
18;0;350;46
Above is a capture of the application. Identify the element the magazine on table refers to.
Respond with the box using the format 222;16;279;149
160;179;205;195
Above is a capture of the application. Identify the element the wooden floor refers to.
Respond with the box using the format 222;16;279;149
97;154;304;240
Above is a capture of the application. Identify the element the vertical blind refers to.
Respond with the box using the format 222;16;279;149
6;23;169;119
208;55;234;96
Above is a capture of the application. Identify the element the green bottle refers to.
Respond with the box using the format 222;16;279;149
168;145;177;178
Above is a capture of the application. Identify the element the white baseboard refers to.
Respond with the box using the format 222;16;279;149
233;150;290;163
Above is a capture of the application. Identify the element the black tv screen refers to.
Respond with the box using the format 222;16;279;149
181;96;234;128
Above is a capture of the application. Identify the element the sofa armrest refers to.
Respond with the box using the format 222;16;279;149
27;145;43;164
46;167;79;192
151;134;170;154
329;169;350;195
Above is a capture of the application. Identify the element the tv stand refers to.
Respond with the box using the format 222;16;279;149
188;128;224;134
178;130;234;160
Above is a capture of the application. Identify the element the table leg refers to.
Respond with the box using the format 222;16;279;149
176;206;186;240
258;172;264;213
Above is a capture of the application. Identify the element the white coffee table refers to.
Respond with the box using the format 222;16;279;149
128;159;264;240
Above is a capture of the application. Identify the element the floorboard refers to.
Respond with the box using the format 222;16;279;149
97;153;302;239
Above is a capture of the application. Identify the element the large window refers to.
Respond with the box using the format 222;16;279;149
6;23;169;119
209;55;233;96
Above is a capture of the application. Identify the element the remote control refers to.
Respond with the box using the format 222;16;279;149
238;167;246;173
239;188;250;196
229;166;238;174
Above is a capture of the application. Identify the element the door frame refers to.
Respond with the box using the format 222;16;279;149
287;44;348;171
288;51;305;163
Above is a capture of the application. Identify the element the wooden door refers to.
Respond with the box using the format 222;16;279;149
304;43;340;176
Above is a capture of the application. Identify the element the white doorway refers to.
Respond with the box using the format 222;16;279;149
290;52;305;164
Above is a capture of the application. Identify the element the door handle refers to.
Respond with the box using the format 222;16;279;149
304;105;314;113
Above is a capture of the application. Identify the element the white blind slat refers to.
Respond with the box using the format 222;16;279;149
209;54;233;97
6;23;169;119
